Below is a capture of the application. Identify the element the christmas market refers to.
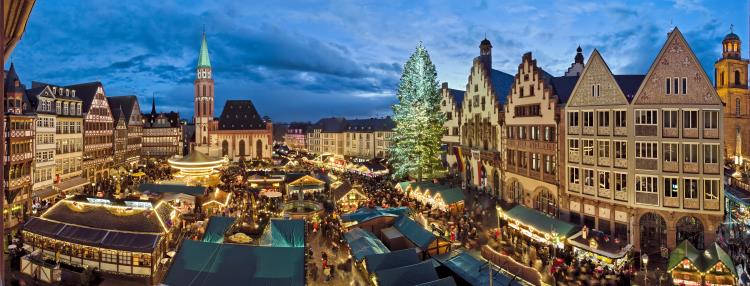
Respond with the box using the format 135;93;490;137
167;151;227;178
667;240;738;286
332;181;368;211
566;227;632;268
396;181;465;213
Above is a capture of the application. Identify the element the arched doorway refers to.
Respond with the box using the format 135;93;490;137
238;140;246;158
676;216;704;249
510;181;523;205
639;212;667;253
493;170;500;197
221;140;229;157
256;139;263;159
534;188;556;216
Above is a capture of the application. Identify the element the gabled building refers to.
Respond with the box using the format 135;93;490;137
207;100;273;161
142;98;183;158
111;106;127;168
458;38;514;197
503;50;581;217
344;117;395;160
107;95;142;167
307;117;347;156
66;81;114;181
25;84;57;200
440;82;464;174
284;122;310;151
4;64;34;229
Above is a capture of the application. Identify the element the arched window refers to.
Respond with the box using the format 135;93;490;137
735;70;742;85
221;140;229;156
256;139;263;159
534;189;556;216
676;216;704;249
238;140;246;156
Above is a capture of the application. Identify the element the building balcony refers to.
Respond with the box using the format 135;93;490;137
664;196;680;208
703;128;719;139
597;126;611;136
582;126;595;135
635;125;657;137
614;126;627;137
582;155;595;165
568;126;580;135
704;163;720;174
704;199;720;210
683;128;698;139
683;162;699;173
598;187;611;199
597;156;611;167
614;190;627;202
635;192;659;206
635;158;658;170
568;151;580;163
614;158;628;169
663;127;678;138
663;161;679;172
683;198;700;209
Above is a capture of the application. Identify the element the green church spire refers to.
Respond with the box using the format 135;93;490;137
197;31;211;68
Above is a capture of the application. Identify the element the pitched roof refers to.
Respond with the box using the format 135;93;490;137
433;250;522;286
448;88;465;109
201;216;236;243
503;205;578;237
23;217;161;252
490;69;514;104
4;63;24;95
261;219;306;248
346;117;395;132
364;248;421;273
667;240;737;277
393;216;436;250
375;260;440;286
39;197;173;234
65;82;103;113
548;75;580;103
218;100;266;130
344;228;390;261
313;117;347;132
614;75;646;102
197;33;211;68
107;95;140;124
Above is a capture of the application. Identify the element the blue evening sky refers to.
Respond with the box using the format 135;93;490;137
9;0;749;122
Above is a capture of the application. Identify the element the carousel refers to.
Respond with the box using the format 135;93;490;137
167;151;228;181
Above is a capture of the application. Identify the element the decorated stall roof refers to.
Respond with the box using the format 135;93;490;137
364;248;420;273
433;250;523;286
503;205;578;238
397;182;464;205
667;240;737;277
344;228;390;261
341;207;410;223
202;216;236;244
393;216;436;250
139;183;206;196
40;197;174;234
332;182;368;202
164;239;305;286
375;260;440;286
260;219;306;248
567;229;631;259
23;217;161;253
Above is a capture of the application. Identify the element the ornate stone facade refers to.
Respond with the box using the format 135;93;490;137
715;30;750;164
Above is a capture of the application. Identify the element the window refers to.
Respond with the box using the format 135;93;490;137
736;98;741;115
663;143;679;162
682;77;687;94
544;126;555;141
544;155;555;174
569;167;580;184
518;126;526;139
531;153;540;171
584;169;594;187
704;110;719;129
592;84;600;97
684;178;698;199
614;141;627;159
635;175;658;194
683;143;698;163
664;177;679;198
635;110;657;125
597;111;610;127
665;78;671;94
704;144;719;164
614;110;626;127
569;139;579;152
614;173;627;194
663;110;678;128
530;126;540;140
446;112;452;120
582;140;594;156
704;179;719;200
599;171;610;189
598;140;610;158
583;111;594;127
683;110;698;129
519;151;527;168
568;112;579;127
635;142;658;159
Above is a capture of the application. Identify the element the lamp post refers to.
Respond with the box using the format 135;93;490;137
641;253;649;285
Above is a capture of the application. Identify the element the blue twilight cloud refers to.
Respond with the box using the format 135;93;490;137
8;0;748;121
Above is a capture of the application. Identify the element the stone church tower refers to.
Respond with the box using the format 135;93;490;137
195;32;214;147
715;26;750;164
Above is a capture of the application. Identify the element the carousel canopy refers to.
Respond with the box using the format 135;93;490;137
167;151;226;176
375;260;440;286
667;240;737;277
202;216;236;244
503;205;578;238
393;216;435;250
433;250;522;286
345;228;390;261
139;183;206;196
364;248;420;274
260;219;305;248
164;239;305;286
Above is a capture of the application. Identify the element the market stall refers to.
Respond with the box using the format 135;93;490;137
667;240;738;286
333;182;368;211
285;174;326;198
396;182;465;213
498;205;578;246
566;226;632;269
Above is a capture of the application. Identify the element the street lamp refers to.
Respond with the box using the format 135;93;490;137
641;253;649;285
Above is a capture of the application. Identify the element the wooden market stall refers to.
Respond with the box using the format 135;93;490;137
499;205;578;246
396;182;465;214
566;227;632;269
668;240;738;286
285;173;325;198
333;181;368;211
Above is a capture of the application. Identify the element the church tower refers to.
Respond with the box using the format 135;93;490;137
715;25;750;163
195;31;214;146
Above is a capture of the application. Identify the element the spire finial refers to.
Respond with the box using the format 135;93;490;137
730;24;735;34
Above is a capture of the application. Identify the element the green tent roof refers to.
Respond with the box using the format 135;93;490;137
164;239;305;286
344;228;390;261
667;240;737;277
393;216;436;250
261;219;306;248
375;260;440;286
433;250;523;286
201;216;235;243
197;33;211;68
396;182;464;205
503;205;578;238
364;248;420;273
341;207;410;223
